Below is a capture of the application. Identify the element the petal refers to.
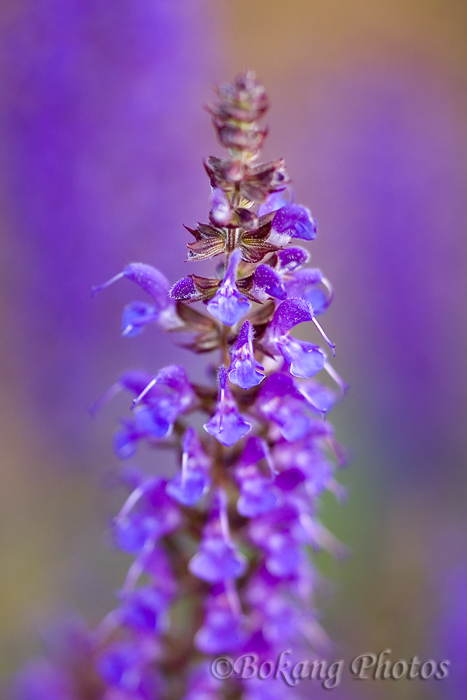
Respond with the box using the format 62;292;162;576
166;468;211;506
189;539;247;583
285;268;333;314
237;479;277;518
210;187;232;226
228;321;265;390
121;301;158;337
272;298;314;336
253;265;287;300
93;263;172;310
207;287;251;326
207;251;251;326
204;409;251;446
170;276;198;301
279;337;326;378
257;190;289;216
276;247;309;272
272;204;317;241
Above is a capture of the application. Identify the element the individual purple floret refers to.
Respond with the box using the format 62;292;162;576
271;203;317;241
166;428;211;505
93;262;181;331
207;250;251;326
204;366;251;446
189;490;247;583
17;72;348;700
228;321;265;390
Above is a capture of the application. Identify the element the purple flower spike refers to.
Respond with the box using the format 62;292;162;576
93;263;180;330
228;321;265;390
204;366;251;446
207;250;251;326
166;428;211;506
253;264;286;300
272;203;317;241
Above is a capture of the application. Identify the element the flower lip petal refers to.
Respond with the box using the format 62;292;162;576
272;204;317;241
272;298;314;336
253;264;287;300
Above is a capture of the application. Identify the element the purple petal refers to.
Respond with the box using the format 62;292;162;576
170;276;198;301
120;587;170;633
276;247;309;272
272;298;314;336
237;479;277;518
253;265;286;300
204;408;251;447
166;468;210;506
279;337;327;378
266;534;303;577
285;268;333;314
210;187;232;226
204;366;251;446
93;263;171;309
228;321;265;390
195;609;246;654
272;204;317;241
121;301;158;338
97;642;146;689
257;190;289;216
298;380;338;415
207;250;251;326
189;538;247;583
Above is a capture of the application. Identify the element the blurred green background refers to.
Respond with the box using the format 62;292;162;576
1;1;466;698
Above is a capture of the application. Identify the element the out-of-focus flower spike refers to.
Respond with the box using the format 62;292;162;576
207;250;251;326
228;321;265;390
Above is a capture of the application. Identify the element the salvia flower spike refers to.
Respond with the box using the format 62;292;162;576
16;71;348;700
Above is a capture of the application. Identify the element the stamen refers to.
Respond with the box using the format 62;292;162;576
132;377;157;408
323;361;349;393
312;317;336;356
91;272;124;298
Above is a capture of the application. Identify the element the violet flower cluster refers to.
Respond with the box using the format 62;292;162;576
14;73;347;700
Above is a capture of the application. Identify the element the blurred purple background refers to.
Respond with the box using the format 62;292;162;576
1;1;466;699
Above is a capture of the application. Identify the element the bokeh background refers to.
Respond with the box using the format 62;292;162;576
1;1;466;698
